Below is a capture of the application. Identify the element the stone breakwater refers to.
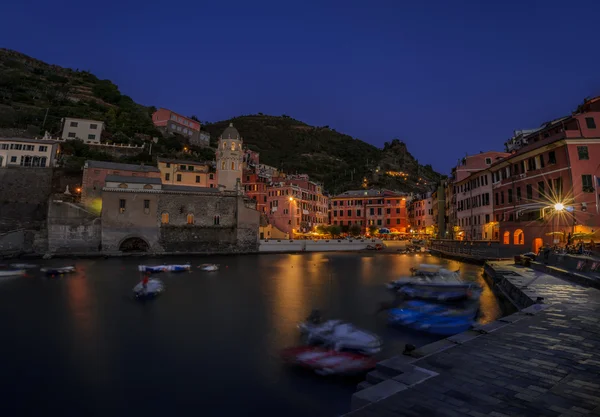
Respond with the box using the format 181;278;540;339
344;261;600;416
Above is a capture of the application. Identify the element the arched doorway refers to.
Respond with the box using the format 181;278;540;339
503;231;510;244
514;229;524;245
533;238;543;254
119;237;149;252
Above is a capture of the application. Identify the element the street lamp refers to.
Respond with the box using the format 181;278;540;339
554;203;565;212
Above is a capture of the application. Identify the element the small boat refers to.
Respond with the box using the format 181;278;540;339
298;310;382;355
410;264;459;278
399;282;482;302
133;278;165;299
10;263;38;269
280;346;377;376
137;264;191;273
198;264;219;271
40;266;75;275
0;269;25;278
388;300;479;335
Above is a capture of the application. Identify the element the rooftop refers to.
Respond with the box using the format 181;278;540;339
0;137;59;144
157;157;213;166
85;160;160;172
162;184;220;193
220;123;241;140
105;175;162;185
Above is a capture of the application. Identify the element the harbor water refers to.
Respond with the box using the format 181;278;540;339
0;252;503;417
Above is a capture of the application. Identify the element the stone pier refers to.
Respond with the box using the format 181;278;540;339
345;261;600;417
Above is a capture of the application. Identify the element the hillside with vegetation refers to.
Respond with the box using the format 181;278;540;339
0;48;442;193
204;116;443;194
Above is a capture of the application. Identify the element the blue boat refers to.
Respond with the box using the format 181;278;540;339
388;300;478;336
138;264;191;273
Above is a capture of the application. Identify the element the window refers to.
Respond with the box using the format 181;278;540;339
333;201;338;206
485;214;490;223
210;184;214;188
40;157;47;167
396;208;400;214
500;192;504;205
516;187;521;202
165;173;170;181
70;121;78;127
377;219;382;226
527;158;535;171
188;166;194;171
231;162;235;170
503;231;510;244
548;151;556;164
90;124;98;129
195;175;200;183
538;181;545;198
526;184;533;200
356;210;361;217
582;175;594;192
370;208;374;215
176;174;182;182
386;219;390;225
170;123;176;129
508;189;513;203
333;210;338;217
187;213;194;225
144;199;150;209
0;144;7;149
209;174;214;180
585;117;596;129
88;134;96;140
214;215;220;225
161;212;169;224
119;199;126;213
347;210;351;216
68;132;76;138
485;157;492;165
554;178;563;198
577;146;589;160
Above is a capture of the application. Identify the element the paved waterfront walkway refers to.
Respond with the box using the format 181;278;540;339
346;264;600;417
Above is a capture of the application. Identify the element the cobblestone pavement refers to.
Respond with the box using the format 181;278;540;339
346;265;600;417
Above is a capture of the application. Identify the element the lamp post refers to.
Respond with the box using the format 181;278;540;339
289;196;294;239
552;202;565;245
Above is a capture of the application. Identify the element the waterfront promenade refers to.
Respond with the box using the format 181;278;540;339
346;262;600;417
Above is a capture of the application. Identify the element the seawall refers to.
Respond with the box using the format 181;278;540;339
258;239;385;253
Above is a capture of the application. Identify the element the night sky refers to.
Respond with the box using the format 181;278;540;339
2;0;599;173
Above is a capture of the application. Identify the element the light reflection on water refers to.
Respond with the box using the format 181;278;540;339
0;252;503;417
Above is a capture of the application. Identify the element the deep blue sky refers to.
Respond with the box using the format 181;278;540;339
2;0;599;173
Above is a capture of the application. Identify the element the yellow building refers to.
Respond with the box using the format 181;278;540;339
0;137;60;167
157;157;217;188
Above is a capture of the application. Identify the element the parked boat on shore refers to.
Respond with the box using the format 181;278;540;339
137;264;191;273
388;299;479;335
10;263;38;269
40;266;75;275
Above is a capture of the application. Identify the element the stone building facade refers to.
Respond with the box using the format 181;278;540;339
101;177;259;253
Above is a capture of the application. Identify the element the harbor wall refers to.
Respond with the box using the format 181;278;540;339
259;239;384;252
429;239;519;261
47;198;101;254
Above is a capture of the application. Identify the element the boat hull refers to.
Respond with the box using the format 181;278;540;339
138;265;191;273
388;300;478;335
133;279;165;299
281;346;376;376
0;269;25;277
40;266;75;275
298;320;382;355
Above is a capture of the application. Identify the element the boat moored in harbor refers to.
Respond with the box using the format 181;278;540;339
388;299;479;335
133;278;165;299
198;264;219;271
280;346;377;376
0;269;26;278
137;264;191;273
40;266;75;275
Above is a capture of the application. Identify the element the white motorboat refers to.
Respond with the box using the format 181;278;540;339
40;266;75;275
10;263;38;269
0;269;25;278
410;264;459;278
138;264;191;273
198;264;219;271
298;312;382;355
133;278;165;299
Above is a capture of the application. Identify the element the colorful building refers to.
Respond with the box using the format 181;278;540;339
152;108;208;146
330;189;408;233
81;160;161;211
0;137;60;167
491;96;600;253
408;193;434;235
453;167;497;241
157;158;216;188
61;117;104;144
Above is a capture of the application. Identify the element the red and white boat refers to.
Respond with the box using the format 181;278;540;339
281;346;377;376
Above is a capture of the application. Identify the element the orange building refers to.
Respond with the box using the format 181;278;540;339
330;190;409;233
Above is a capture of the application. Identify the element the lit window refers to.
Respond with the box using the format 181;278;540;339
161;212;169;224
187;213;194;224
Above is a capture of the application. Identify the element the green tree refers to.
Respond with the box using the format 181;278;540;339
349;224;361;236
340;224;350;234
316;225;329;235
329;225;342;238
368;225;378;236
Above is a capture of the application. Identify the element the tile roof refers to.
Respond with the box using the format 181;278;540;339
85;160;160;172
105;175;162;185
162;184;220;193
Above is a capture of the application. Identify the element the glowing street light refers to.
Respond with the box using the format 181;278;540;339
554;203;565;212
289;196;294;201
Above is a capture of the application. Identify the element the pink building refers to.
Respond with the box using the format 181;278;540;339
454;168;496;240
491;96;600;253
408;193;434;235
267;175;329;237
152;108;208;146
452;151;510;182
81;160;161;209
